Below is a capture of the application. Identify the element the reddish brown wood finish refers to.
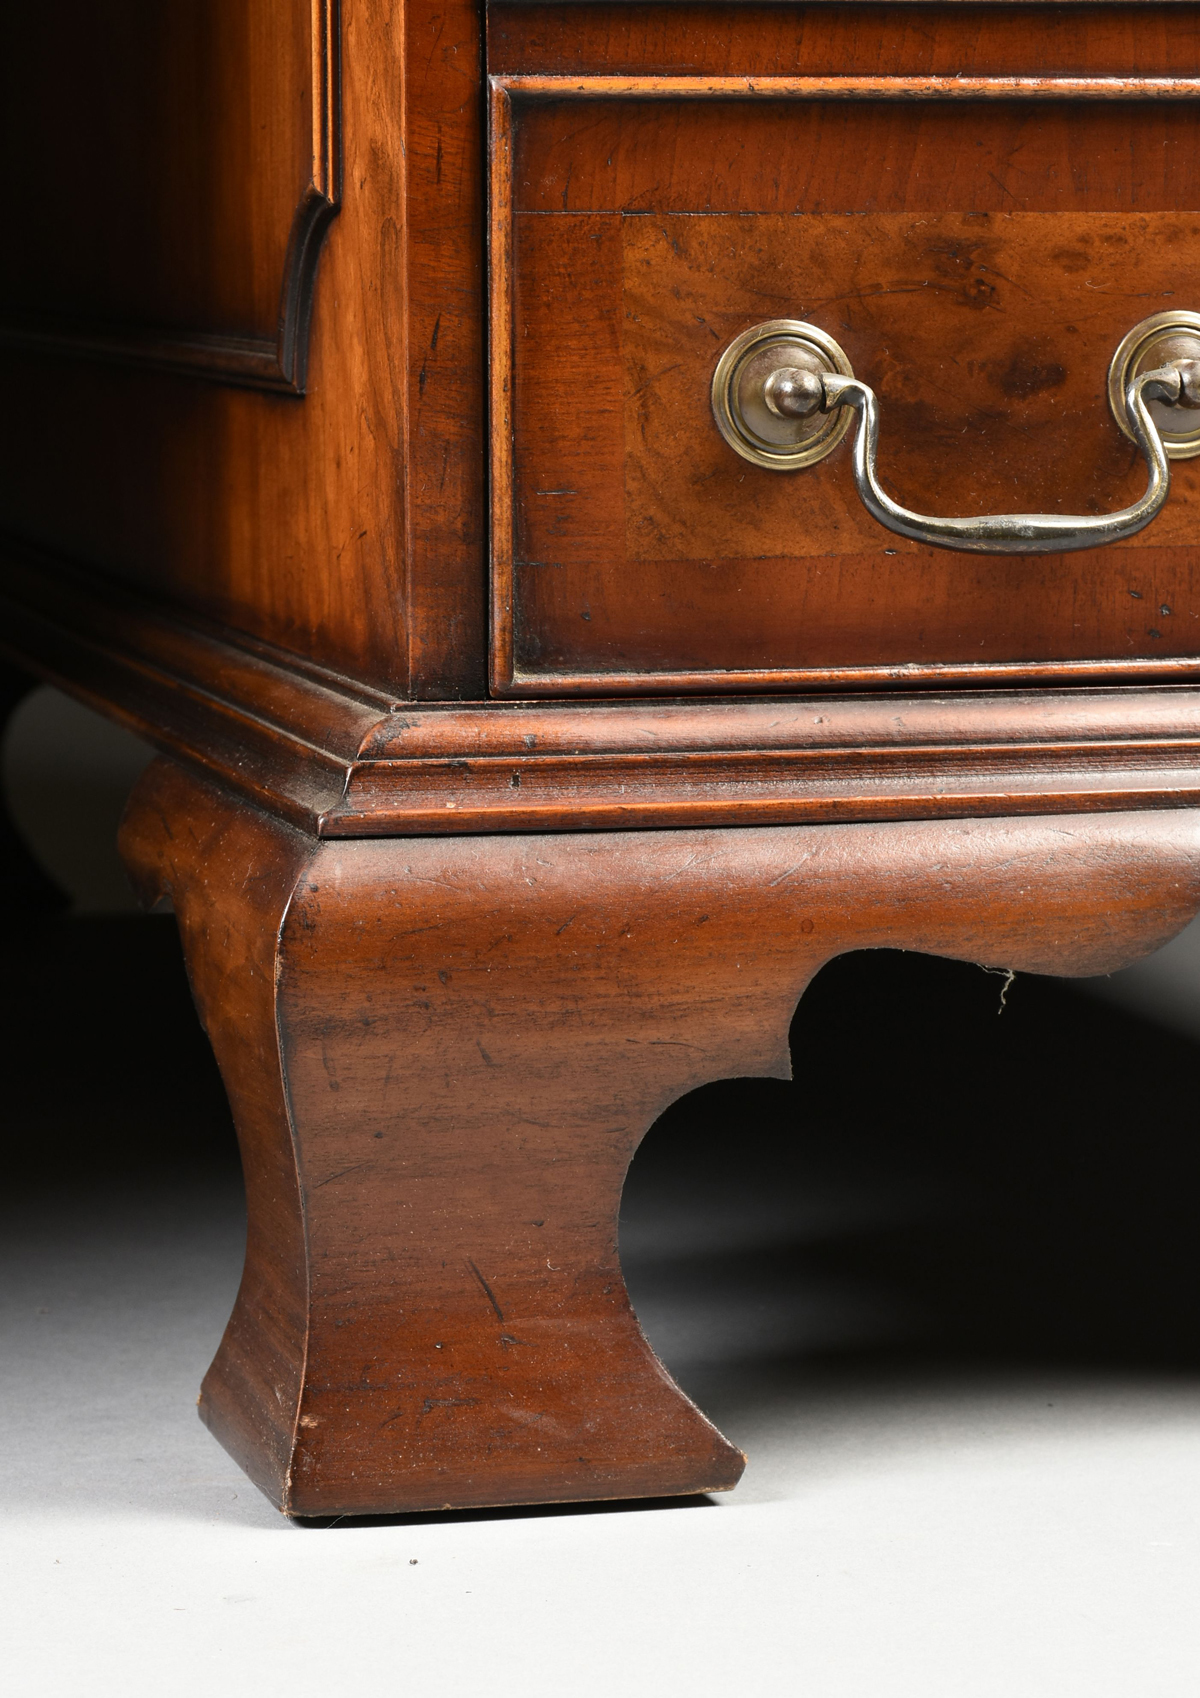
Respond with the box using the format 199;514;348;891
1;0;339;392
489;5;1200;82
491;68;1200;693
13;1;1200;1522
121;757;1200;1515
6;6;1200;702
0;0;485;698
10;536;1200;838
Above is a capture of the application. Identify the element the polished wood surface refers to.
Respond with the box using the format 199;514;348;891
9;538;1200;836
10;0;1200;1520
6;5;1200;700
0;0;485;697
1;0;339;392
489;5;1200;82
492;68;1200;691
121;757;1200;1515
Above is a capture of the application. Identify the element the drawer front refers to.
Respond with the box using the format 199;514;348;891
489;54;1200;694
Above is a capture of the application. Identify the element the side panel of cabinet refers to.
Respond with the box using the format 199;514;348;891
0;0;486;698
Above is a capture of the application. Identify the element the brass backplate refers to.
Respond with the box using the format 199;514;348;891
711;320;854;470
1108;310;1200;460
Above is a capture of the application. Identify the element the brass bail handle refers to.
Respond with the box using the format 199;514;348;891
710;312;1200;555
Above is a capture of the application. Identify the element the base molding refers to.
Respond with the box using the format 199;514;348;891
7;538;1200;838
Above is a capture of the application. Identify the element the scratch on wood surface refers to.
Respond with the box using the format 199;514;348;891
467;1258;506;1323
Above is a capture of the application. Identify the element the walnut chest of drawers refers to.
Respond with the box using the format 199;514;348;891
5;1;1200;1516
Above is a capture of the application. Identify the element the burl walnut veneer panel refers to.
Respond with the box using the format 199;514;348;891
495;86;1200;692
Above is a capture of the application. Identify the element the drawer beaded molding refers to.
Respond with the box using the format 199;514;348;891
7;1;1200;1518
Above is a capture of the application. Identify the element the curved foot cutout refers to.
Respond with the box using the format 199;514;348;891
626;945;1200;1386
120;758;1200;1515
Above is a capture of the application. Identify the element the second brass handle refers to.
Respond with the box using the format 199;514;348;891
712;313;1200;555
804;361;1192;555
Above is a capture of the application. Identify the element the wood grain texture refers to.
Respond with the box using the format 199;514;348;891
504;73;1200;98
11;538;1200;837
122;786;313;1505
7;2;1200;699
121;757;1200;1515
489;5;1200;80
492;75;1200;692
17;0;1200;1526
622;211;1200;562
0;0;485;697
0;0;340;393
